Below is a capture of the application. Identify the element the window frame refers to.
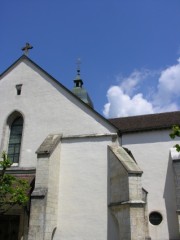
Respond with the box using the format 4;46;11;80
1;111;24;166
7;116;23;165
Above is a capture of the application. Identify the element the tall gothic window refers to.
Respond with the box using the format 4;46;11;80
8;116;23;164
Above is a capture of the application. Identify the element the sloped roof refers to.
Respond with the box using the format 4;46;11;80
109;145;143;174
109;111;180;133
5;167;36;188
72;86;94;108
36;134;62;155
0;55;118;132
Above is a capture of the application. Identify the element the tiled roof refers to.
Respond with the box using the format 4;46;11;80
12;174;35;186
109;111;180;133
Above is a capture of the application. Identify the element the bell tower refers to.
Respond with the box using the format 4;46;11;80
72;59;94;108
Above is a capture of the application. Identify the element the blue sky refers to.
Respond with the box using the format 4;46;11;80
1;0;180;118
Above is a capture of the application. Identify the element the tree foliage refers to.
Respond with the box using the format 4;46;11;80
0;152;29;214
170;125;180;152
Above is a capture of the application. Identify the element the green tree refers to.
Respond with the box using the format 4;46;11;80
170;125;180;152
0;152;29;214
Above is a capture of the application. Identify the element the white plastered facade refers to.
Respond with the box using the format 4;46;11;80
0;57;116;166
0;56;125;240
122;130;180;240
1;56;177;240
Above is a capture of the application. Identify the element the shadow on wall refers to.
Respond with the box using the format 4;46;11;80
163;154;179;239
108;210;119;240
51;227;57;240
122;130;172;145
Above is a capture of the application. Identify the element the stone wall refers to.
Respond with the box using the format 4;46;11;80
28;135;61;240
123;131;180;239
108;146;150;240
172;157;180;234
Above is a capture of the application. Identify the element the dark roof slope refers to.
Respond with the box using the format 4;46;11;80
109;111;180;133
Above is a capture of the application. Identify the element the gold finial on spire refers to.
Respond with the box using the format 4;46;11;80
21;43;33;56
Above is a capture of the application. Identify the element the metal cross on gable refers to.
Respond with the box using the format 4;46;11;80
21;43;33;56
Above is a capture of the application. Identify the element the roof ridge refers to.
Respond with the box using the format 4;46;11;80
109;111;180;121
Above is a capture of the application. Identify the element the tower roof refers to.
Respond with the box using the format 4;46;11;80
72;63;94;108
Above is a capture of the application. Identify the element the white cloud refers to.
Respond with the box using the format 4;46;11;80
154;59;180;106
103;59;180;118
103;85;154;118
119;69;151;96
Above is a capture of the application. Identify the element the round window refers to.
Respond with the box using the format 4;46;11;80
149;212;163;225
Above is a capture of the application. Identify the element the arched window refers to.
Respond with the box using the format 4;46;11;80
7;116;23;164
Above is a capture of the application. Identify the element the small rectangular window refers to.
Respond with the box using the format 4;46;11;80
16;84;22;95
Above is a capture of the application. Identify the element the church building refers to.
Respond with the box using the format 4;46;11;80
0;52;180;240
